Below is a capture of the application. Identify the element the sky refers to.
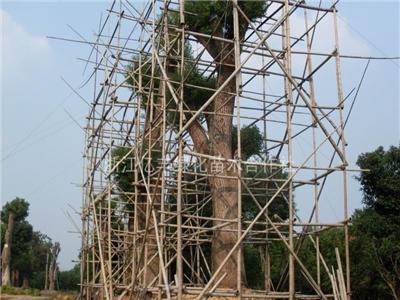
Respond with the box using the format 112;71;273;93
1;1;399;270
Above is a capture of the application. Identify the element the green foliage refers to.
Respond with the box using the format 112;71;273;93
125;0;268;128
244;245;263;289
111;147;135;193
184;1;267;38
58;264;80;291
125;51;216;126
1;197;29;223
352;145;400;299
10;221;33;274
356;145;400;216
1;198;53;289
292;228;345;294
232;125;263;160
30;232;53;289
169;65;216;113
242;158;289;222
1;198;34;285
111;146;161;194
125;54;155;95
350;210;395;299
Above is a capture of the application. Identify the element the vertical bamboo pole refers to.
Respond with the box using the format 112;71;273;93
261;18;271;295
176;1;185;297
283;0;295;298
159;3;169;298
232;0;243;295
332;3;351;298
304;8;321;286
143;0;157;286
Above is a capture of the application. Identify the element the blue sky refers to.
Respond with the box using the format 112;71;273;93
1;1;399;270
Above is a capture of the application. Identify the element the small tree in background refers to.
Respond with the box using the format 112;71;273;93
30;232;53;290
1;197;32;286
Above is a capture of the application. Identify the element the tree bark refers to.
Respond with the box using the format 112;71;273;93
138;79;165;287
182;29;243;288
1;211;14;286
186;61;239;289
22;276;29;289
48;242;60;290
184;12;251;288
208;65;239;289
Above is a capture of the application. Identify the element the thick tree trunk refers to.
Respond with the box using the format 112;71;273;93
208;66;239;289
185;13;251;287
187;62;240;289
1;211;14;286
184;39;242;288
139;80;164;287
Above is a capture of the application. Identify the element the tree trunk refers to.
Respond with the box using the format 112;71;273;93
44;251;49;290
183;38;242;288
13;270;19;287
139;79;165;287
1;211;14;286
22;276;29;289
208;65;239;289
48;242;60;290
184;13;251;287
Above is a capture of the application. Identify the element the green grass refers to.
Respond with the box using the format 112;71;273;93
0;285;41;296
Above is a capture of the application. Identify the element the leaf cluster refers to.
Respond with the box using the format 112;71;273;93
184;1;267;38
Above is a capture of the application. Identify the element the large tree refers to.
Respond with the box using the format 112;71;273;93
126;1;268;288
181;2;267;288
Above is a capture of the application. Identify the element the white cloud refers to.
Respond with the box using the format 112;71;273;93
0;9;52;85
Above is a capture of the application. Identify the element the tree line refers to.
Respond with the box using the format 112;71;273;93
0;198;79;291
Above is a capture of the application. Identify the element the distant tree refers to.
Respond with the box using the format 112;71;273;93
352;146;400;299
1;198;32;287
10;221;33;288
1;209;14;286
1;197;30;223
1;199;53;289
30;232;53;290
58;264;80;291
356;146;400;217
350;210;395;299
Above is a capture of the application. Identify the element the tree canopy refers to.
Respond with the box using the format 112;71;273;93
352;146;400;299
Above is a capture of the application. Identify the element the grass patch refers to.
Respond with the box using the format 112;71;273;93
1;285;41;296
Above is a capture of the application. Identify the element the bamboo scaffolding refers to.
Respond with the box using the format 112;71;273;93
77;0;363;299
